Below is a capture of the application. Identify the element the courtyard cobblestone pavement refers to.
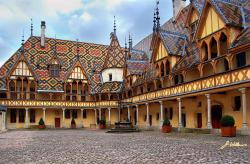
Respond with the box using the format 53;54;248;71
0;130;249;164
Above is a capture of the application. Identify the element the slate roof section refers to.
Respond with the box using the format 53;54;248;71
126;60;148;75
99;81;123;93
231;27;250;48
0;36;110;93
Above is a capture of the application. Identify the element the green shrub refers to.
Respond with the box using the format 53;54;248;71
99;119;106;125
71;118;76;125
162;117;171;126
39;118;45;125
221;115;235;127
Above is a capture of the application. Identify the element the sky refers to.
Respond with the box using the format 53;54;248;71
0;0;175;67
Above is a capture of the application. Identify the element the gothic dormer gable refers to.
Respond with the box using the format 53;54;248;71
195;1;225;40
65;60;88;83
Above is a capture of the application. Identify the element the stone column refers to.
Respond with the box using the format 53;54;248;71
81;109;84;128
239;88;248;130
108;108;111;124
43;108;46;124
177;98;182;130
205;94;212;129
62;108;65;128
159;101;164;128
127;106;130;122
136;105;139;126
2;111;6;130
146;103;150;128
25;108;29;128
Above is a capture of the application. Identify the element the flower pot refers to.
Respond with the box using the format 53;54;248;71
99;124;106;129
221;126;236;137
38;125;46;129
71;124;76;129
162;125;172;133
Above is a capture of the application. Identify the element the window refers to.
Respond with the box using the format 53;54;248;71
83;110;87;119
30;109;36;123
50;65;60;77
19;109;25;123
12;61;32;76
109;73;112;81
10;109;16;123
234;96;241;111
65;110;71;119
72;110;78;119
164;108;168;119
69;66;85;79
236;52;246;68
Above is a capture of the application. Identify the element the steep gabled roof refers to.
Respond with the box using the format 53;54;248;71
103;33;125;69
230;27;250;49
99;81;123;93
126;60;148;75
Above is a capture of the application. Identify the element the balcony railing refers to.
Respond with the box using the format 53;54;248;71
122;65;250;103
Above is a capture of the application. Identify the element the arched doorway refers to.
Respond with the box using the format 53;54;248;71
211;105;222;129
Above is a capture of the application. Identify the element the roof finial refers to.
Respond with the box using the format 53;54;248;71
153;8;156;32
129;33;132;51
113;16;116;35
156;0;160;32
125;36;127;49
30;18;33;36
21;29;25;52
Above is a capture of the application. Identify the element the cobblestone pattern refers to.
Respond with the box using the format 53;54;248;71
0;130;250;163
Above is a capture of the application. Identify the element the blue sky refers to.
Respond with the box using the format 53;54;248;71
0;0;175;66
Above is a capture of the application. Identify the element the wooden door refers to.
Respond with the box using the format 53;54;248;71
197;113;202;128
55;118;60;128
212;105;222;129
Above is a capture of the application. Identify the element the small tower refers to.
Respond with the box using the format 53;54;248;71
172;0;186;21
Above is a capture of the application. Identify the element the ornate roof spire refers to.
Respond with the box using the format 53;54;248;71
113;16;116;35
156;0;160;32
30;18;33;36
125;36;127;49
129;33;133;51
21;30;25;52
153;8;157;33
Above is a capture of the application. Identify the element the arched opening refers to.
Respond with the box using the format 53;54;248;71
174;74;184;85
201;42;208;61
203;63;214;77
210;38;218;59
232;52;247;69
216;58;229;73
185;67;200;82
211;105;222;129
9;80;16;99
165;60;170;75
66;83;71;101
160;62;164;77
219;33;227;55
16;77;22;99
30;81;36;100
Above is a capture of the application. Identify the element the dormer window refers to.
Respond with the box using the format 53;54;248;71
49;60;60;77
190;20;198;39
109;73;112;81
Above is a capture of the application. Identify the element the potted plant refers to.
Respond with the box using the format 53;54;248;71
220;115;236;137
71;118;76;129
162;118;172;133
38;118;46;129
99;119;106;129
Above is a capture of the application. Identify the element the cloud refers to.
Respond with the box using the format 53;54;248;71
0;0;174;66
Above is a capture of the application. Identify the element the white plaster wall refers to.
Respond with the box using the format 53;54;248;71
102;68;124;83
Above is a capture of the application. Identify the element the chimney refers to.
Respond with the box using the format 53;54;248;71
41;21;46;47
173;0;186;21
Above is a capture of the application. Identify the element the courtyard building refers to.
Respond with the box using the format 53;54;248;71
0;0;249;134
